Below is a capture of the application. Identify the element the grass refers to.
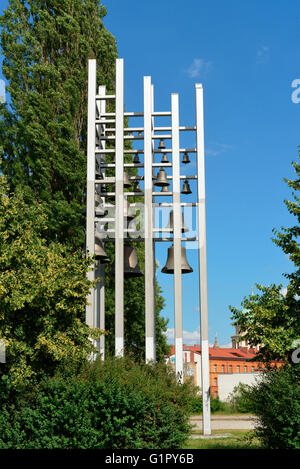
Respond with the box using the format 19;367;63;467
182;430;263;450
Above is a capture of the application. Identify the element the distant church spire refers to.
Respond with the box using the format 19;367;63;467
214;333;219;349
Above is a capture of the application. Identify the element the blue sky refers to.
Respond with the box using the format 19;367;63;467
1;1;299;347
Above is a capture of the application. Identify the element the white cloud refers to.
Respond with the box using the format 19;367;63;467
256;45;269;63
206;142;233;157
165;327;200;345
165;328;234;348
186;58;212;78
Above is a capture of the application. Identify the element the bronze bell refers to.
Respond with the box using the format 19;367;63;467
124;198;135;221
95;193;105;217
95;204;105;217
160;185;170;193
181;179;192;194
161;244;193;274
133;153;140;164
95;192;102;205
182;152;190;164
158;139;165;150
95;232;110;263
124;243;144;277
124;170;131;188
154;168;170;187
164;210;189;233
161;153;169;163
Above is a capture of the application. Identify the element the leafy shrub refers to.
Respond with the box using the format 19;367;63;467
227;382;256;413
189;391;226;414
0;174;97;388
247;365;300;449
0;357;194;449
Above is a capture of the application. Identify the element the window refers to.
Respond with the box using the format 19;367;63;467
221;365;225;373
214;378;217;386
214;365;217;372
237;365;240;373
244;366;247;372
229;365;232;373
251;366;255;372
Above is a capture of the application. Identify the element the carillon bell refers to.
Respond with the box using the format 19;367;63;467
164;210;189;233
154;168;170;187
161;244;193;274
124;198;135;221
182;152;190;164
158;139;165;150
95;192;102;205
181;179;192;194
95;232;110;263
124;170;131;188
123;243;144;277
133;153;140;164
161;153;169;163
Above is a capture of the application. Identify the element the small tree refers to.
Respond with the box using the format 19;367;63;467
0;174;98;388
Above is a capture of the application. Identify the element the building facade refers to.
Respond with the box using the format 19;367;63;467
167;338;282;399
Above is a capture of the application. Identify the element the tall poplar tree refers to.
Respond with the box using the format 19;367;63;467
0;0;117;248
0;0;169;360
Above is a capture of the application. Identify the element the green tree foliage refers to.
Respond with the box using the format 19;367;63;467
243;365;300;449
0;357;193;449
0;0;117;249
0;0;169;360
0;174;97;387
230;157;300;363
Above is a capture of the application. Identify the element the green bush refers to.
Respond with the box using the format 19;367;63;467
247;365;300;449
189;392;226;414
0;357;193;449
227;383;256;413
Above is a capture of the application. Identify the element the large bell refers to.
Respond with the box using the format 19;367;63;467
181;179;192;194
182;152;190;164
161;153;169;163
158;139;165;150
124;198;135;221
154;168;170;187
95;232;110;263
124;171;131;188
161;244;193;274
95;192;102;205
164;210;189;233
124;244;144;277
133;153;140;164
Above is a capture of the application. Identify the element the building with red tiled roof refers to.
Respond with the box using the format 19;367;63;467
167;341;281;398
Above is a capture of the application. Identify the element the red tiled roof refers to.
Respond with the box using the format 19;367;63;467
169;344;257;360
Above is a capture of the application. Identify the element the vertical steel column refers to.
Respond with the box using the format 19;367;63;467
195;83;211;435
171;93;183;383
144;76;155;363
86;59;96;328
151;83;156;362
97;85;106;359
115;59;124;357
